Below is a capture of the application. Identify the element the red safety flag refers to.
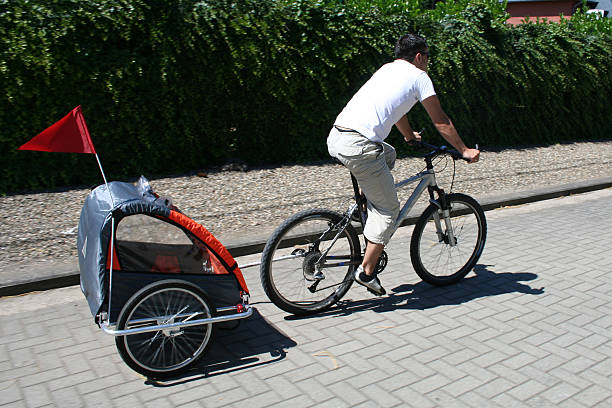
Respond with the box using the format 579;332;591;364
18;105;96;154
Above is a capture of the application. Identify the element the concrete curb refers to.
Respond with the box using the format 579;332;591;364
0;272;80;297
477;176;612;212
2;176;611;298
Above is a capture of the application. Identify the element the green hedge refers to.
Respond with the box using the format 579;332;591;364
1;0;611;193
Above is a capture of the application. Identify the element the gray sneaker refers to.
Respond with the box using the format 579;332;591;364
353;266;386;296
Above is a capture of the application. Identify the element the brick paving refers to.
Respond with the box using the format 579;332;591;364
1;188;611;407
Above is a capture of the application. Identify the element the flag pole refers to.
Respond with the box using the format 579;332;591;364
93;141;116;326
73;106;114;207
83;113;115;326
93;152;115;206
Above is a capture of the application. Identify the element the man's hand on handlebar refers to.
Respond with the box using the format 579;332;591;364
462;148;480;163
404;130;422;144
406;129;480;164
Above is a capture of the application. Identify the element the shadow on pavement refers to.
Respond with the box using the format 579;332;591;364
147;308;296;387
286;264;544;320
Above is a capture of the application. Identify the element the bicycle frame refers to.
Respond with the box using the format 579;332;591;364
392;169;437;237
312;168;441;269
348;167;453;247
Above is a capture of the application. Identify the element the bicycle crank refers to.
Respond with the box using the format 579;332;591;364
375;251;388;274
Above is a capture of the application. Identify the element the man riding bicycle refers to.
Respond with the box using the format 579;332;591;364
327;33;480;296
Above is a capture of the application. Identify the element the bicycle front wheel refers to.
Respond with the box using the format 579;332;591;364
260;209;360;315
410;193;486;286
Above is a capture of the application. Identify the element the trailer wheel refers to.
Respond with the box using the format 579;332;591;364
115;280;216;379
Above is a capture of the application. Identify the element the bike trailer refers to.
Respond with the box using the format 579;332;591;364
77;176;252;378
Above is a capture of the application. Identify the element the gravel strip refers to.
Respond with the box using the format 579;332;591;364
1;140;611;268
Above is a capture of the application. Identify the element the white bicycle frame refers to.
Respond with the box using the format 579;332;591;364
346;167;456;248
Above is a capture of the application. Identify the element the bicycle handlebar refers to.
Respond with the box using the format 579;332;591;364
408;140;469;162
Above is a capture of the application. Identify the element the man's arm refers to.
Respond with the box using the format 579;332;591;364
395;115;421;143
421;95;479;163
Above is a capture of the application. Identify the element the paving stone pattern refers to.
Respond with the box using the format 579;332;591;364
1;189;611;407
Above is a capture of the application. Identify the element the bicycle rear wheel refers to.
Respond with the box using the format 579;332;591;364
410;193;486;286
260;209;360;315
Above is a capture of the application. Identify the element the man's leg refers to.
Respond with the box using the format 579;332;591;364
360;140;397;276
363;242;384;276
328;135;398;295
354;240;387;295
351;144;399;295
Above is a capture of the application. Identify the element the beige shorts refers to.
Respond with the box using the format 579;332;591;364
327;127;399;245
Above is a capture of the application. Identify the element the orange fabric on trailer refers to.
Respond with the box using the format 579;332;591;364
168;210;250;294
151;255;181;273
106;241;121;271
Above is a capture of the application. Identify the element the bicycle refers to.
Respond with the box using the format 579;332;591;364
259;140;487;315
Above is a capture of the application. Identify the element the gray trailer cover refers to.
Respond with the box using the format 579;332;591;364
77;181;170;318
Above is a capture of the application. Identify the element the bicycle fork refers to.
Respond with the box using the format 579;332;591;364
429;188;457;247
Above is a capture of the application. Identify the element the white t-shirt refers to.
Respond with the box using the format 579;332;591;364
334;59;436;143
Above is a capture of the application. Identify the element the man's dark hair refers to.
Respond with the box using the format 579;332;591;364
394;34;428;62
